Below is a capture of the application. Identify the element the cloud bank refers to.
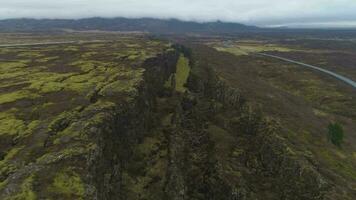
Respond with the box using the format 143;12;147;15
0;0;355;28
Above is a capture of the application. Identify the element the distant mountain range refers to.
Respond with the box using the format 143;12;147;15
0;17;258;34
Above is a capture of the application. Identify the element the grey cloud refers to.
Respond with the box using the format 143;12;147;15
0;0;355;28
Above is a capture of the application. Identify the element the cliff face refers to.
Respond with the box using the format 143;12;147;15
89;50;179;199
179;47;330;199
103;44;331;199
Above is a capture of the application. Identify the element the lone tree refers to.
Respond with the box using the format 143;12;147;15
327;122;344;147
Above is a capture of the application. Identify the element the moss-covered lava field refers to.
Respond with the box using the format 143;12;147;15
0;32;355;200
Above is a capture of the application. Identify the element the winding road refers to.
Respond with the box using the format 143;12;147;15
257;52;356;89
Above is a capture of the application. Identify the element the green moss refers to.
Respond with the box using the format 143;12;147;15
6;174;37;200
64;46;78;52
3;146;24;161
175;55;190;92
81;100;117;127
0;90;40;105
36;56;59;63
214;42;293;55
99;79;138;97
70;60;96;72
40;82;64;93
86;43;106;48
48;110;79;133
0;180;8;190
0;108;17;120
125;49;151;61
98;68;145;97
0;109;28;137
215;47;248;56
27;120;40;132
63;71;106;93
0;71;29;80
0;60;32;82
126;43;141;48
0;61;27;73
52;128;82;145
128;54;139;60
65;72;101;83
18;51;43;58
48;168;85;198
81;52;97;58
27;72;74;94
64;61;142;94
0;117;26;136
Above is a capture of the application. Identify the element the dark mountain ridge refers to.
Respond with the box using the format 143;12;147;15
0;17;258;33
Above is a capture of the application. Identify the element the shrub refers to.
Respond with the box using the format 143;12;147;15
327;122;344;147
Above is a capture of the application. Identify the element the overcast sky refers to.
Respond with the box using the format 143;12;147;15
0;0;356;28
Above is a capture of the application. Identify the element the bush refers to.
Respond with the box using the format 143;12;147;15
327;122;344;147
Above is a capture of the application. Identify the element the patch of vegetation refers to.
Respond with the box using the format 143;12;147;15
1;146;24;162
48;110;79;133
0;116;26;136
0;61;27;73
319;149;356;180
175;55;190;92
213;41;295;56
215;47;248;56
48;168;85;199
0;90;39;105
36;56;59;63
18;51;43;58
70;60;96;72
327;122;344;147
98;68;145;98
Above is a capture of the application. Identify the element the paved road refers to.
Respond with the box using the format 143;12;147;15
257;52;356;89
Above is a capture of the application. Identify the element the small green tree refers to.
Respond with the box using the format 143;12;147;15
327;122;344;147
